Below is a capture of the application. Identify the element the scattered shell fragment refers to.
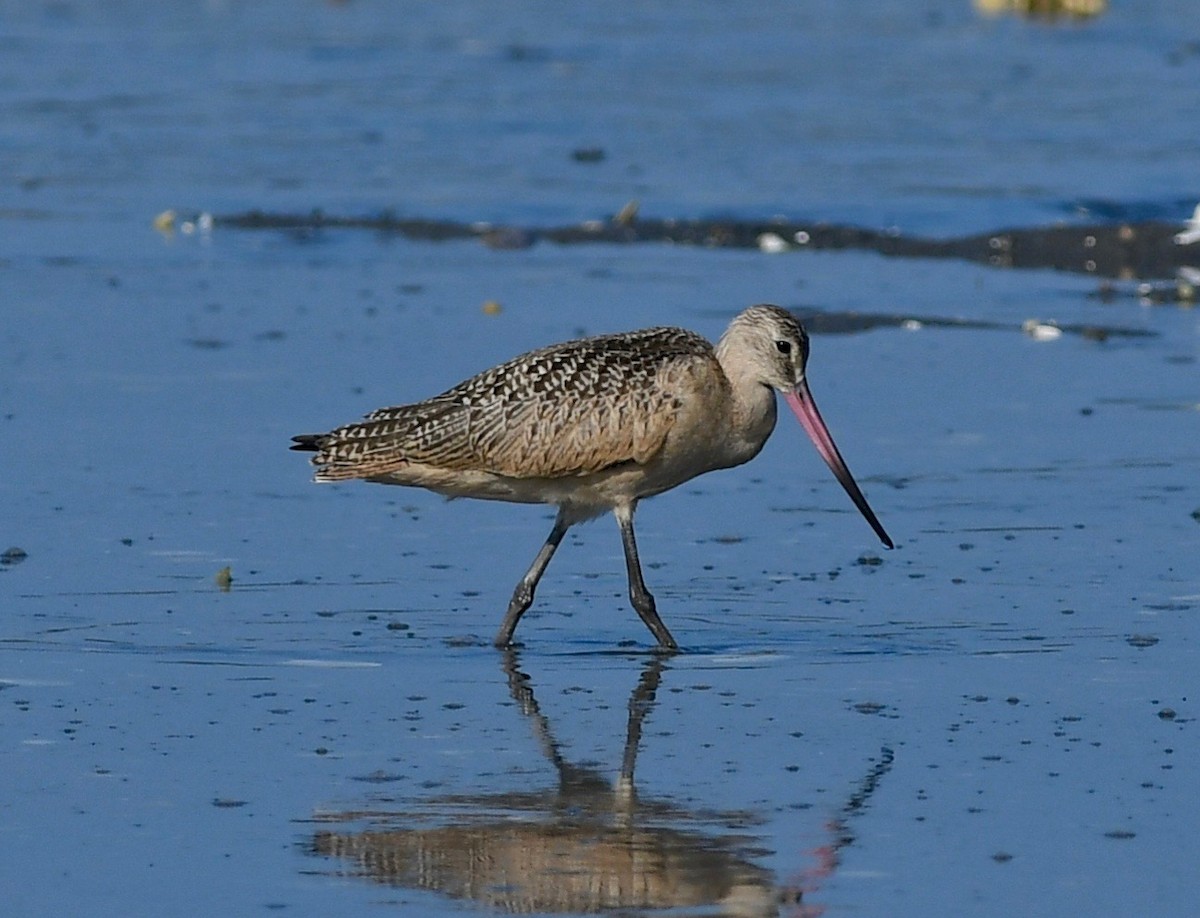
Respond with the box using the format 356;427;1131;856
1173;203;1200;245
153;209;176;234
613;199;639;227
901;319;923;331
481;300;503;316
215;566;233;591
757;232;788;253
1022;319;1062;340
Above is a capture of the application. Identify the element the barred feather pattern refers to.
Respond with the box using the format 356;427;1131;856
304;326;719;483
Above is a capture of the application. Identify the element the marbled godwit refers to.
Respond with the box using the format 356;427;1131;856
292;304;892;649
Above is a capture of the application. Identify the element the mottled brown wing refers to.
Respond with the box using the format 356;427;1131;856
305;396;467;480
307;326;715;481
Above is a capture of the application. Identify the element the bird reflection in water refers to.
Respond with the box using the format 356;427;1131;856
308;653;891;916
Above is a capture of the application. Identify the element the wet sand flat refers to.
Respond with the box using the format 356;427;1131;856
2;3;1198;916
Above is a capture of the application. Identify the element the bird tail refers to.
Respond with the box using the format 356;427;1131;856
290;434;328;452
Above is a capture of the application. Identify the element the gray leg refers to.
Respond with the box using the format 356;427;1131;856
614;502;678;650
495;509;570;647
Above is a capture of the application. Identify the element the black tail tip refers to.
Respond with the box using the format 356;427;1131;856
290;434;324;452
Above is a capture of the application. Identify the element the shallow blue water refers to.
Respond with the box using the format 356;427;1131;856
2;3;1199;917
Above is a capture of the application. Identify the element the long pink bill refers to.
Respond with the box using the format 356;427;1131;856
783;380;894;549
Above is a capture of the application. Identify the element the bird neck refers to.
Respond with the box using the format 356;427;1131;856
713;339;779;466
727;381;778;464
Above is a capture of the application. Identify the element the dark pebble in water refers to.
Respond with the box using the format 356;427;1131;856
1191;508;1200;523
505;43;551;63
853;701;886;715
352;770;405;784
1104;829;1136;840
856;553;883;566
387;621;410;631
992;852;1013;863
1;547;28;565
212;798;248;808
1127;634;1159;649
1157;708;1177;721
571;147;606;163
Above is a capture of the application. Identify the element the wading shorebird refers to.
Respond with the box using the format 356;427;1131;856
292;304;892;649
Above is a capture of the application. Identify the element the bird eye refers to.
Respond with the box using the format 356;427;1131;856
775;340;791;355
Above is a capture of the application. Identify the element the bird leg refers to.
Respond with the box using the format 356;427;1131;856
494;509;570;647
614;503;678;650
